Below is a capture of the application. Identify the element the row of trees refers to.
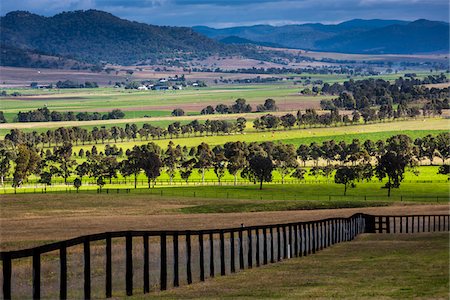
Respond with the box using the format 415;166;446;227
253;103;422;131
323;75;448;110
4;118;248;148
13;107;125;123
200;98;278;115
1;133;448;195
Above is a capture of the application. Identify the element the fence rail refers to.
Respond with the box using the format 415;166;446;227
1;213;449;299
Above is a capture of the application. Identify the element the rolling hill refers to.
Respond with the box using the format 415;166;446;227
0;10;240;66
194;19;449;54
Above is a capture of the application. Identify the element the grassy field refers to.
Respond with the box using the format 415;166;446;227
52;118;446;151
147;233;449;299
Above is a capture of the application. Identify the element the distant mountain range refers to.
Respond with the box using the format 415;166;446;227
1;10;448;69
194;19;449;54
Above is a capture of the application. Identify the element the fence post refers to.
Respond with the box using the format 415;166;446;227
173;233;179;287
126;233;133;296
263;228;268;264
160;233;167;290
2;253;11;300
33;250;41;300
364;214;376;233
186;231;192;285
209;232;215;277
199;233;205;281
230;231;236;273
84;238;91;300
143;234;150;294
255;228;260;267
106;234;112;298
220;230;226;276
270;227;275;263
60;243;67;300
294;225;299;256
289;225;293;258
247;228;253;268
238;229;244;269
277;226;282;261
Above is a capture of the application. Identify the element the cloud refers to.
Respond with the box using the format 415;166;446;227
1;0;448;26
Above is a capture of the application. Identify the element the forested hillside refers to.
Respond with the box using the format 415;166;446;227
0;10;241;65
195;19;449;54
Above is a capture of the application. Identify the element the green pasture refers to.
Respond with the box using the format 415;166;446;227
62;118;447;152
3;166;448;204
0;84;328;115
148;233;449;299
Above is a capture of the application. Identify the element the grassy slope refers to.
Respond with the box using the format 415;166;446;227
148;233;449;299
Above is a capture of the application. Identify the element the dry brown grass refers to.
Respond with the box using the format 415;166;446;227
0;191;448;250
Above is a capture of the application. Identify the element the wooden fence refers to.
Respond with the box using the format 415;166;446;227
1;213;448;299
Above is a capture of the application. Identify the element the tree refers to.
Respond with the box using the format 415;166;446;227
273;143;298;184
120;157;141;189
195;142;214;184
212;146;227;185
134;143;162;188
171;108;185;116
376;135;417;197
280;114;296;130
231;98;252;113
224;142;248;186
257;98;278;112
180;158;196;184
296;144;309;167
0;141;16;186
244;154;274;190
75;162;90;182
201;105;214;115
12;145;40;188
52;143;76;184
97;176;106;191
0;111;7;123
73;177;82;192
435;132;450;164
291;167;306;180
236;117;246;133
102;156;119;184
164;141;182;184
438;165;449;180
334;166;359;196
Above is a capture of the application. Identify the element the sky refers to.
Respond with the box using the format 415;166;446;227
1;0;449;28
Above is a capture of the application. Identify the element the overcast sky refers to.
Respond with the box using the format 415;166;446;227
1;0;449;28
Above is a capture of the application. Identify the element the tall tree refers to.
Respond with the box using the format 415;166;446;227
376;135;417;197
224;141;248;186
164;141;181;185
13;144;40;188
52;143;76;184
0;141;16;186
273;143;298;184
243;154;274;190
212;146;227;185
334;166;359;196
195;142;214;184
135;143;162;188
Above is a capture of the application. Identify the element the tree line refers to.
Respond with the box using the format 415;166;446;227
320;75;448;110
4;118;249;148
1;133;448;196
200;98;278;115
10;107;125;123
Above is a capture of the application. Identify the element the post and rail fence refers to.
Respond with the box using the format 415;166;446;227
1;213;449;299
